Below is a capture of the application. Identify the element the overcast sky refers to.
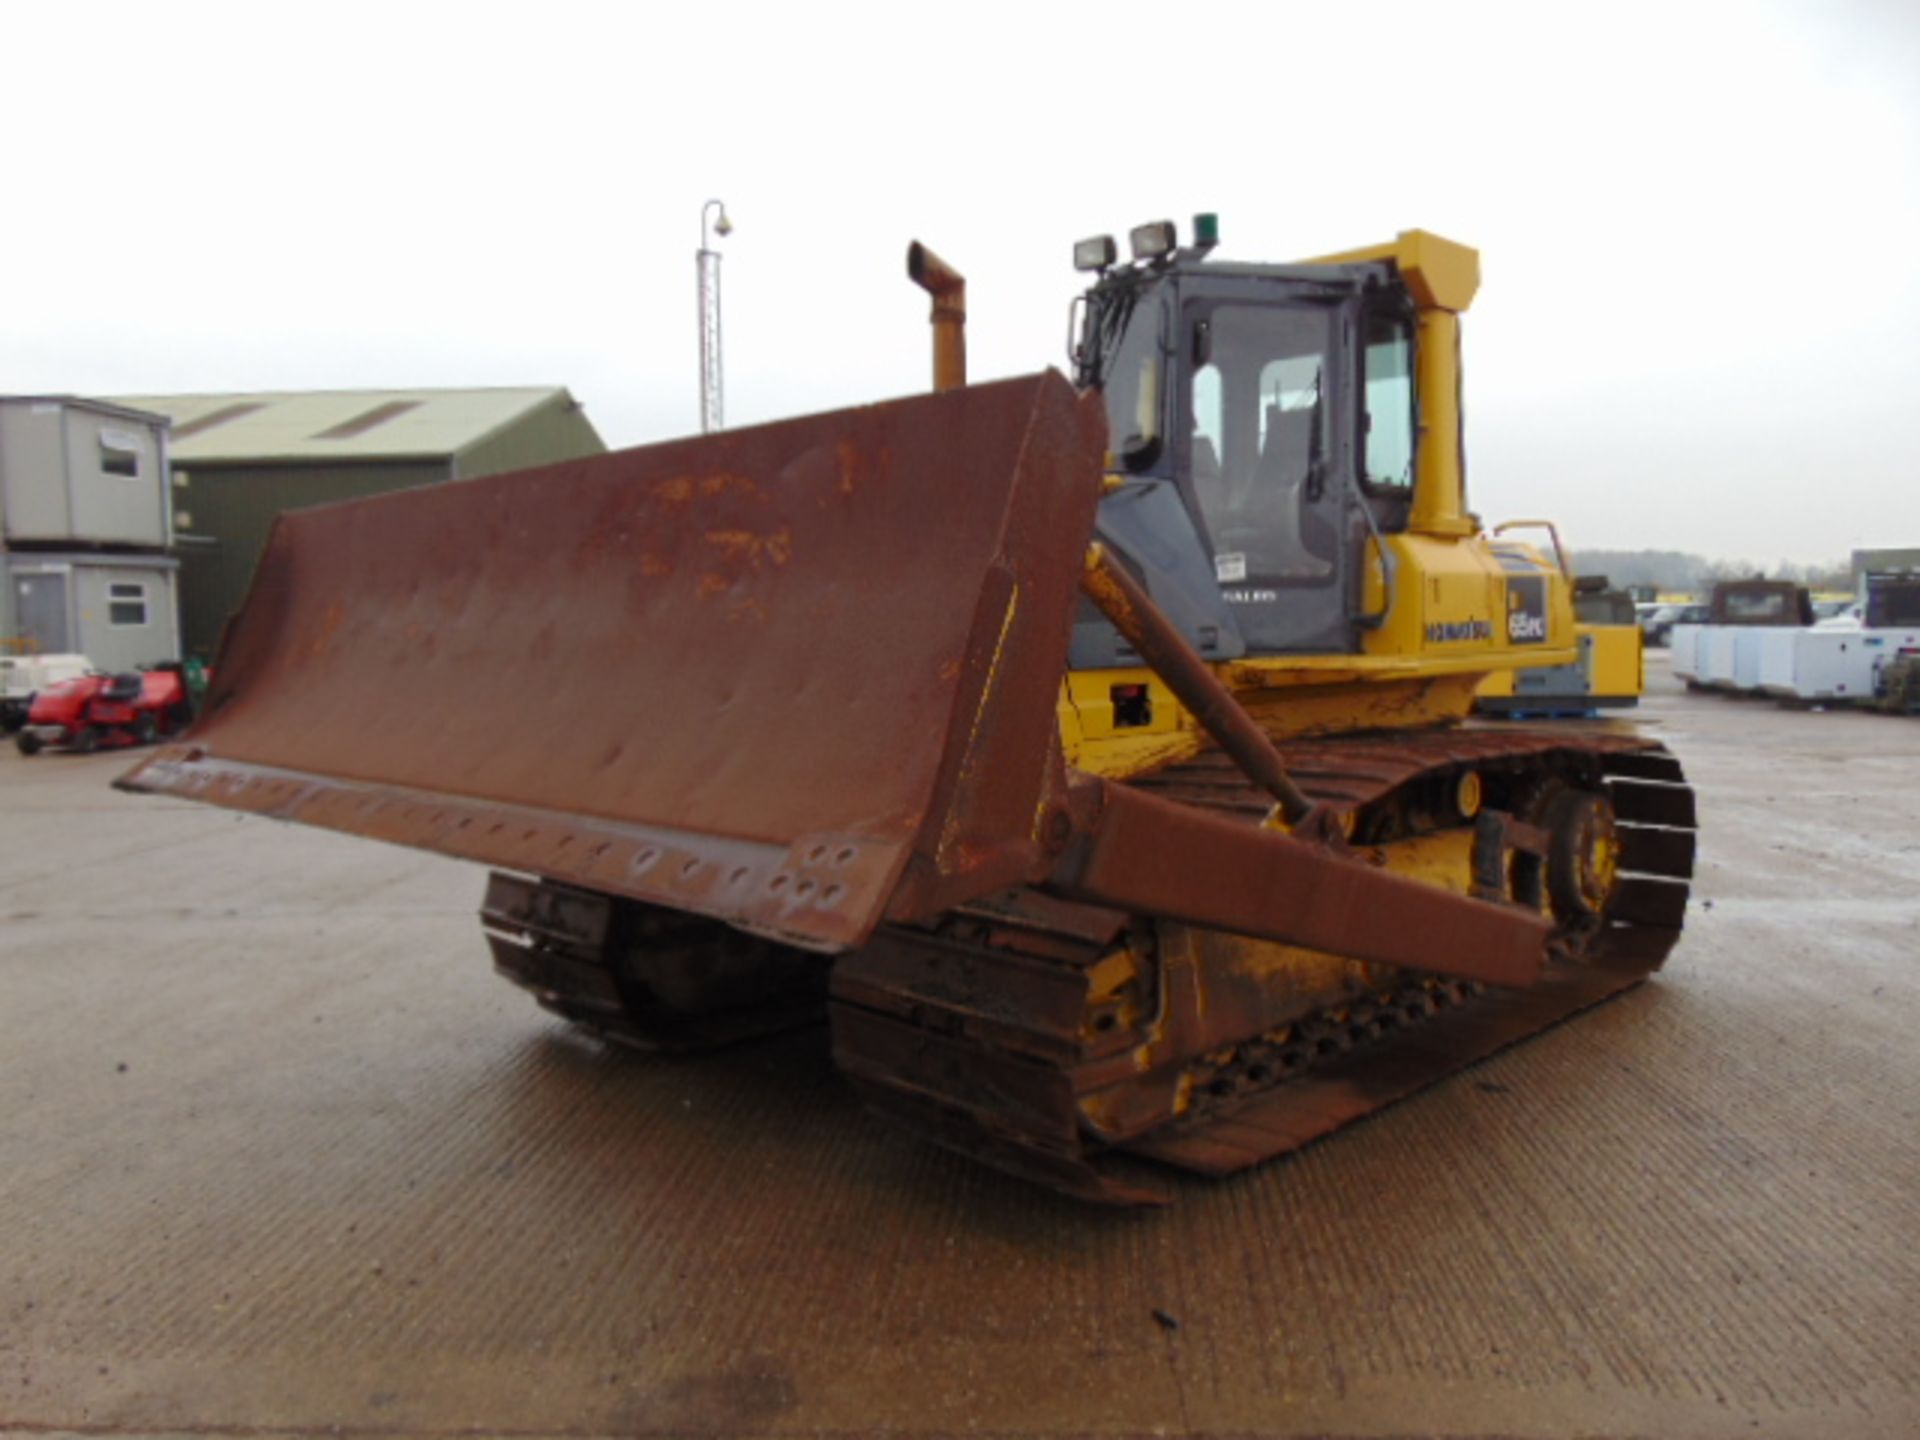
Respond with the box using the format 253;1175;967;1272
5;0;1915;564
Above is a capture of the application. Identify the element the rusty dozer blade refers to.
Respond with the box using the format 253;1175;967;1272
120;366;1555;983
119;373;1109;952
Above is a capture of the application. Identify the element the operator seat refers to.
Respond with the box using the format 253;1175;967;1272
1254;402;1325;577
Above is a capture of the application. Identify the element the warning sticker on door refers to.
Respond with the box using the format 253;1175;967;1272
1215;553;1247;583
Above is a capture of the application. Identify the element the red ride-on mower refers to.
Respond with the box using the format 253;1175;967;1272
15;665;195;756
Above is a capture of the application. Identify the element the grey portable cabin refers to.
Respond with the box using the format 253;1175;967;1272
1;551;181;673
0;397;181;672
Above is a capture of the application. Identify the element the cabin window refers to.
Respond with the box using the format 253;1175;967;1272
99;436;139;478
108;582;149;627
1363;314;1414;490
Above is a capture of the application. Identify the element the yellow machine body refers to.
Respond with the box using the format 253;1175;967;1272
1060;230;1580;774
1476;621;1644;712
1064;521;1582;771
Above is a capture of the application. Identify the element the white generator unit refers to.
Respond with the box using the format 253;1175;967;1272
1732;626;1786;691
1690;625;1773;689
1670;623;1706;683
1757;627;1920;703
1677;574;1920;710
1684;626;1790;690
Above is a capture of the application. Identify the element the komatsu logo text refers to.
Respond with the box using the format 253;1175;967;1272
1424;619;1492;644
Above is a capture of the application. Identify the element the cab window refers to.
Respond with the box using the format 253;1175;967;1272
1100;303;1164;468
1363;313;1414;490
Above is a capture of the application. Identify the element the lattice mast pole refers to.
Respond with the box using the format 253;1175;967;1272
697;199;732;433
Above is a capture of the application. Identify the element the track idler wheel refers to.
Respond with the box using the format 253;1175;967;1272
1541;788;1620;923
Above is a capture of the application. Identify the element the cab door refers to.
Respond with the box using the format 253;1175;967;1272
1178;294;1358;653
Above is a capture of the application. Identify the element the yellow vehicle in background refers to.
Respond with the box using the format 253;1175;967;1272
1477;556;1645;718
122;220;1696;1203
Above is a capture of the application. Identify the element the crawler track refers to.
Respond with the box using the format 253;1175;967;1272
483;871;829;1051
831;728;1696;1202
487;728;1696;1203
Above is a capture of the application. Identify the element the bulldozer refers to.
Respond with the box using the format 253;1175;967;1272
118;219;1696;1204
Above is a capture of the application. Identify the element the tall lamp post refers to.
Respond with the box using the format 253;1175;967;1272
697;199;733;433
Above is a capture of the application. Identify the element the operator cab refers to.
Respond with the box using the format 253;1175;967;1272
1069;217;1423;662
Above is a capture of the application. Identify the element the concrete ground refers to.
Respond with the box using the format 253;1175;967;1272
1;656;1915;1440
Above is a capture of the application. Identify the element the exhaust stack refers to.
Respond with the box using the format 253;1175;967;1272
907;241;966;392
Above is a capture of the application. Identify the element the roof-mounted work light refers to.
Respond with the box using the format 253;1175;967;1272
1074;235;1117;273
1129;220;1177;262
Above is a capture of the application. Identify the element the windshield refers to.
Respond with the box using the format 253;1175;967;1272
1187;303;1336;582
1723;590;1795;622
1097;297;1163;463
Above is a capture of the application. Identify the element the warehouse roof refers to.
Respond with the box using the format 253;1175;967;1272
114;387;579;463
2;395;173;427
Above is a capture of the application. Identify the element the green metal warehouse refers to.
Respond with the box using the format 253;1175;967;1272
114;387;605;659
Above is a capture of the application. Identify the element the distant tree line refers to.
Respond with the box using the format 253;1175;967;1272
1572;549;1853;596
